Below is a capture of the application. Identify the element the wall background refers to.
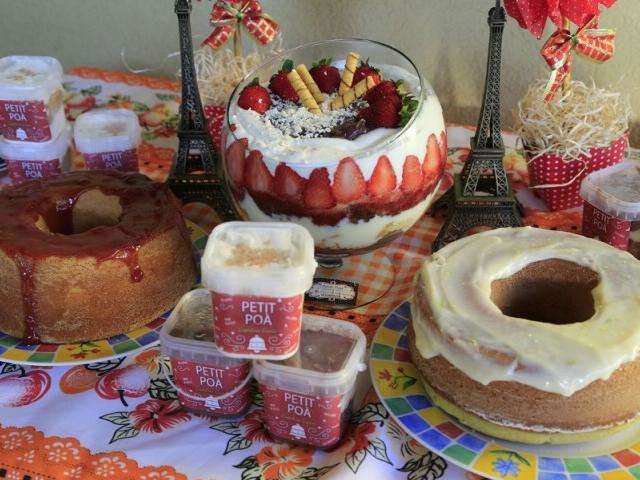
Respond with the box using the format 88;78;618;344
2;0;638;144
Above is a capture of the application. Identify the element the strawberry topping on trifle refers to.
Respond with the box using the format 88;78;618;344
225;47;446;252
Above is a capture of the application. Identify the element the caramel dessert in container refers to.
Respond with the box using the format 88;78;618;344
254;314;366;448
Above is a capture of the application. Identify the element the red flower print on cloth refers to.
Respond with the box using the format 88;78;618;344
348;422;376;454
129;400;191;433
255;444;314;480
238;409;272;442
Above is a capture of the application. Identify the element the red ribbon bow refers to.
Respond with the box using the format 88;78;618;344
540;15;615;101
202;0;279;51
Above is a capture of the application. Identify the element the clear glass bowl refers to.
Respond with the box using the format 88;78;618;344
222;38;446;256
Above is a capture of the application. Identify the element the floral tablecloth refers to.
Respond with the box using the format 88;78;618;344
0;69;586;480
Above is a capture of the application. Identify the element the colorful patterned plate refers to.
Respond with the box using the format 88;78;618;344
371;301;640;480
0;219;209;366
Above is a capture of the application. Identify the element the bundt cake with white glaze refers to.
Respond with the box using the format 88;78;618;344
409;227;640;444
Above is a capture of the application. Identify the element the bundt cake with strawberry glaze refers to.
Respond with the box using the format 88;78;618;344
0;170;197;344
410;227;640;444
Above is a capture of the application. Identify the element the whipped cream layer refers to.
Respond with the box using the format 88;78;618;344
74;108;141;154
228;64;443;178
0;56;63;101
201;222;316;297
412;227;640;397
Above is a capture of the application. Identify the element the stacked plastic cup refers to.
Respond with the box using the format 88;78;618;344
161;221;367;448
0;56;71;184
73;109;141;172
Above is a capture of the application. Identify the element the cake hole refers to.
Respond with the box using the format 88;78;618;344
37;189;123;235
490;259;599;325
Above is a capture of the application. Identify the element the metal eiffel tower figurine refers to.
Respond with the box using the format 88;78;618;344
431;0;521;251
166;0;238;221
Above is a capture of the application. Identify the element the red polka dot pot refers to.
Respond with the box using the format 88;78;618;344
526;134;628;211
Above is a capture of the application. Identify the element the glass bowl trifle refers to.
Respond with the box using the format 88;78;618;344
221;38;446;307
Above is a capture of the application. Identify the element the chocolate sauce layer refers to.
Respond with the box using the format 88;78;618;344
281;330;355;373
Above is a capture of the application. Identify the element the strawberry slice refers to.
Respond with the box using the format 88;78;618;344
401;155;423;193
244;150;274;193
225;138;248;189
332;157;366;203
439;130;448;163
423;133;442;182
274;163;307;202
368;155;397;198
303;167;337;209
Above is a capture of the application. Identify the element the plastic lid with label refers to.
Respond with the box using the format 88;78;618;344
74;108;142;154
253;314;367;397
0;56;64;101
201;221;317;297
0;121;71;161
160;289;248;368
580;161;640;221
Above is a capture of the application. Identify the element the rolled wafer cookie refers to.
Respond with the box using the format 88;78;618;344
287;69;322;114
296;64;325;104
339;51;360;94
331;75;379;110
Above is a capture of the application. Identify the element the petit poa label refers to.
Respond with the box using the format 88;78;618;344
212;292;303;357
171;358;250;416
582;202;630;250
0;100;52;142
84;148;138;172
7;158;62;183
262;385;345;447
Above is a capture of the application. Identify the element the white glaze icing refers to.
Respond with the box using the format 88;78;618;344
412;227;640;397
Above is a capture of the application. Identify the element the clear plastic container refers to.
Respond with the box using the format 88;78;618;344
74;108;141;172
201;221;316;360
580;161;640;258
254;314;367;448
160;289;252;417
0;122;71;184
0;55;66;142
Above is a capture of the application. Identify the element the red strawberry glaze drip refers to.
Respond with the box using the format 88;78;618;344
0;170;187;343
15;254;38;344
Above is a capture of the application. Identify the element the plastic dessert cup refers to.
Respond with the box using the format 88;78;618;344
0;122;71;184
160;289;252;417
201;221;316;359
74;108;141;171
222;38;446;256
0;55;66;142
580;161;640;258
254;314;367;448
